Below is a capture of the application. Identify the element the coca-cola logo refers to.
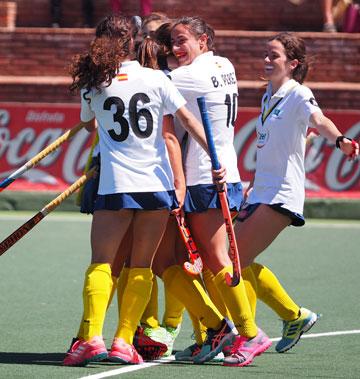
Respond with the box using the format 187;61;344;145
0;107;91;186
234;116;360;193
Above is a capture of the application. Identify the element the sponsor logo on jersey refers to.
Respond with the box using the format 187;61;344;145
256;130;269;148
116;73;128;81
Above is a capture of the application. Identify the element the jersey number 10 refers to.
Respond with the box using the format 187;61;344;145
225;93;238;128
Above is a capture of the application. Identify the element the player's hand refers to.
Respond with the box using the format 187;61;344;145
339;138;359;161
172;185;186;216
212;164;227;185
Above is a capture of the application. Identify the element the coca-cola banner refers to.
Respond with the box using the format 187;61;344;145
0;103;359;198
0;103;92;191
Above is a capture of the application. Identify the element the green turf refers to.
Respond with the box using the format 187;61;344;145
0;213;359;378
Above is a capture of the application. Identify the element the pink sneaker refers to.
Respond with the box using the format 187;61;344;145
223;328;272;367
66;337;82;354
63;336;108;366
108;337;144;364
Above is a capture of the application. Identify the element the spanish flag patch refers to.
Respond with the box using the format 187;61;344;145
116;73;128;81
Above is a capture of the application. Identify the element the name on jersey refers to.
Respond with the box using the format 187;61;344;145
210;72;236;88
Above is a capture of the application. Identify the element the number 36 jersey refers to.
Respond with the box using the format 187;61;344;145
80;60;186;195
169;52;240;186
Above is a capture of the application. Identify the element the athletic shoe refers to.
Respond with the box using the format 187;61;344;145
108;337;144;364
63;336;108;366
133;326;168;360
193;319;238;364
66;337;81;354
275;307;318;353
142;325;170;346
162;324;181;357
174;343;202;361
223;328;272;367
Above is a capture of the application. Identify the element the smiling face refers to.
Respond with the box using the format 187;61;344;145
171;24;207;66
264;39;298;91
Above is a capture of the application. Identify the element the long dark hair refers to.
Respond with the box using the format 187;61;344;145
270;32;309;83
172;16;215;52
69;15;134;95
137;22;174;71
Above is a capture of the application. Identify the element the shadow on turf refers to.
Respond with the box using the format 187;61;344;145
0;352;65;366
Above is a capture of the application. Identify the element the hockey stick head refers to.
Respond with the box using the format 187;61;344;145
225;271;240;287
183;256;203;276
174;211;203;275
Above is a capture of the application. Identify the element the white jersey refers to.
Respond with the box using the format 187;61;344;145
248;79;322;214
169;52;240;185
80;60;186;194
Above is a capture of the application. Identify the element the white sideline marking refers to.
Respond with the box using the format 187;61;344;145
78;330;360;379
269;329;360;342
78;356;175;379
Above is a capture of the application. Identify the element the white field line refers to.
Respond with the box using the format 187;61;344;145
78;329;360;379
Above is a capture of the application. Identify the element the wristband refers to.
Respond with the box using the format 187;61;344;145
335;135;349;149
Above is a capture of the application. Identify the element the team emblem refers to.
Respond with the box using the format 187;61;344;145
309;97;319;107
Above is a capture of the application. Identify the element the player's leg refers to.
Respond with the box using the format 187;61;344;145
64;209;134;366
152;217;185;356
110;209;169;364
188;209;271;366
234;204;317;353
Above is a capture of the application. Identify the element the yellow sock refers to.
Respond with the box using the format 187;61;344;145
202;268;230;319
117;267;130;311
188;310;207;345
115;267;153;344
242;266;258;318
162;285;185;328
214;265;257;338
140;276;160;328
82;263;112;341
107;275;118;309
77;274;118;340
162;265;222;330
251;263;300;321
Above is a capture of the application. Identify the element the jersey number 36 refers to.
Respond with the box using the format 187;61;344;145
104;93;154;142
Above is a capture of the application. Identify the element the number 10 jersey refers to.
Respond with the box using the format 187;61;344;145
169;52;240;186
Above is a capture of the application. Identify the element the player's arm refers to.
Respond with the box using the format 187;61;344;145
310;111;359;159
162;114;186;209
175;106;209;154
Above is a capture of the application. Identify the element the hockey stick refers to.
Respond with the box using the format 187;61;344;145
0;122;85;192
197;96;241;287
0;165;98;256
174;210;203;275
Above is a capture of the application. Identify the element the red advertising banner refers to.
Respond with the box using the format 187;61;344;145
0;103;93;191
0;103;359;198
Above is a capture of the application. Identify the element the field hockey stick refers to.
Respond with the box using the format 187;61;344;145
0;122;85;192
197;96;241;287
0;165;98;257
174;210;203;275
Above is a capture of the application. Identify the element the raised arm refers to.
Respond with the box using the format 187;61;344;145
310;111;359;159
